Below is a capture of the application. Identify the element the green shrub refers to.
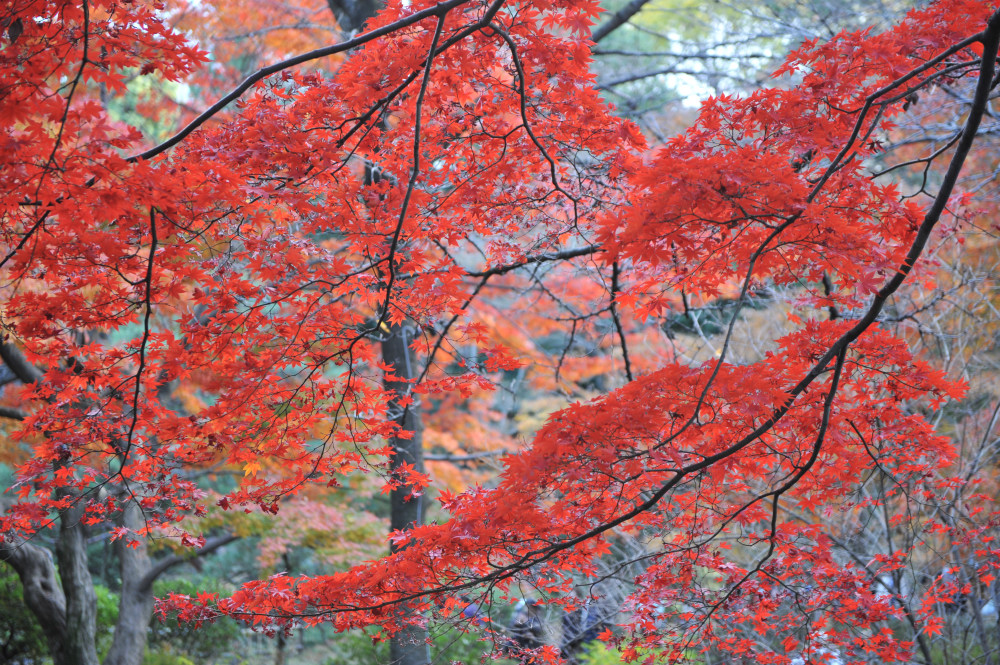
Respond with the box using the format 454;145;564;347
323;629;390;665
0;562;49;665
150;577;242;663
95;583;120;658
143;646;197;665
580;643;628;665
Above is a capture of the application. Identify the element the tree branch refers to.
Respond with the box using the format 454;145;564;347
610;261;633;382
138;534;241;592
0;405;26;420
130;0;475;162
0;342;44;384
590;0;650;44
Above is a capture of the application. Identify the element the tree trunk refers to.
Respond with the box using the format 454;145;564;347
325;0;380;34
55;502;101;665
382;322;430;665
102;502;156;665
0;341;147;665
1;538;71;662
317;2;427;662
3;500;104;665
0;344;98;665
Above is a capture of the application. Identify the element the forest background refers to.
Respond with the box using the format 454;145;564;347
2;0;1000;664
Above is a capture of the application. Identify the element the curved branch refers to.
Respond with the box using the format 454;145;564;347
0;342;44;384
138;534;240;592
129;0;476;162
268;10;1000;618
590;0;650;44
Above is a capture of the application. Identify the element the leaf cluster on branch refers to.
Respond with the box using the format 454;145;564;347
2;0;1000;663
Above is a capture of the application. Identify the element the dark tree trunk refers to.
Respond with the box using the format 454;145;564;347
325;0;380;34
1;539;71;662
382;322;430;665
319;3;428;662
103;502;156;665
1;342;159;665
54;503;101;665
1;342;99;665
1;508;101;665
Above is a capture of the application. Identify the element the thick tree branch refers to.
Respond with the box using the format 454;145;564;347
54;503;99;665
138;534;241;592
424;450;504;461
0;405;26;420
0;342;44;384
590;0;650;44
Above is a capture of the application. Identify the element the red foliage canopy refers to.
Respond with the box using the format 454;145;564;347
2;0;1000;661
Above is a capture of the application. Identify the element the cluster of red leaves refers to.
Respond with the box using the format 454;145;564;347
1;0;639;530
3;0;1000;661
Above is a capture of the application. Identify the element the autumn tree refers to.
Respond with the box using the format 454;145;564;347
3;1;1000;665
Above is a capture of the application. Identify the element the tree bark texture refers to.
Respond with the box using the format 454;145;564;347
382;322;431;665
102;502;156;665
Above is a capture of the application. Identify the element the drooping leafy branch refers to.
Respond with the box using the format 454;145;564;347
2;0;1000;663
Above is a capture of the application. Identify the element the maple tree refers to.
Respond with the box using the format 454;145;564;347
3;0;1000;663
